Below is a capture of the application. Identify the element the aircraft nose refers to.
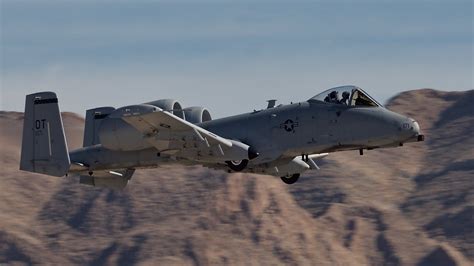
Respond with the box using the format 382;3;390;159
401;118;420;135
398;117;425;143
406;118;425;141
411;119;420;135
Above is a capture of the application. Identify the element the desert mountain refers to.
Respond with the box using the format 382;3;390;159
0;89;472;265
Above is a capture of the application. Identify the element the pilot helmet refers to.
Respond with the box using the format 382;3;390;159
342;91;350;98
329;91;338;98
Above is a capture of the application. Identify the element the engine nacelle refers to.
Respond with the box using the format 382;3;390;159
183;107;212;124
145;99;184;119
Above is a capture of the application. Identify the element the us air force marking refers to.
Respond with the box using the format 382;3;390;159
281;119;299;133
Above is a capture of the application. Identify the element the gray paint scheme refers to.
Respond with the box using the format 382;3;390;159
19;86;423;188
20;92;70;177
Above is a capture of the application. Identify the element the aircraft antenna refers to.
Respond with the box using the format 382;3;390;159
267;99;277;109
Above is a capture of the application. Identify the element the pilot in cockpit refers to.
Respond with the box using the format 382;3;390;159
310;86;382;108
339;91;350;105
324;91;339;103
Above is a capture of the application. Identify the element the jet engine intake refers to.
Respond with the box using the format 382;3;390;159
183;107;212;124
145;99;184;119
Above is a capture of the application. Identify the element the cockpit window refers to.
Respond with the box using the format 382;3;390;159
350;90;379;107
308;85;382;107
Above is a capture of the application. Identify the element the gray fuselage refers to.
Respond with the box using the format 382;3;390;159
200;100;419;164
70;100;420;172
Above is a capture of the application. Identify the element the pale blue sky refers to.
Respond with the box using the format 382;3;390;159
1;0;472;118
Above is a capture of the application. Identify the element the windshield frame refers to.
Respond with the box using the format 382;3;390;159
307;85;383;108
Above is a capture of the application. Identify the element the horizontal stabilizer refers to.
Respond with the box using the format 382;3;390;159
79;169;135;190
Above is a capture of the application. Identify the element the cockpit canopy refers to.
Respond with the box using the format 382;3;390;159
308;85;382;107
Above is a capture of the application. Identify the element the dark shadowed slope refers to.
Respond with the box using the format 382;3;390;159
1;89;472;265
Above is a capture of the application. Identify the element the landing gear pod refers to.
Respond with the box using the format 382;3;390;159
225;145;258;171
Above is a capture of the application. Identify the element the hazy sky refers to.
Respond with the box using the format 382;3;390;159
1;0;472;118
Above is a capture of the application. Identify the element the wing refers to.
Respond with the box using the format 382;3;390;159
109;104;256;163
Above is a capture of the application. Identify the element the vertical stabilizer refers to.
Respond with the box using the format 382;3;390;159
20;92;70;176
83;107;115;147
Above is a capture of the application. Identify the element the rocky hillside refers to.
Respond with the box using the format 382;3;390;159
0;89;472;265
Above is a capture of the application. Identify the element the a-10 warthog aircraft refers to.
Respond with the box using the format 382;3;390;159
20;86;424;188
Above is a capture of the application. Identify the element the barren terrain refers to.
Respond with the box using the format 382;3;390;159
1;89;473;265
